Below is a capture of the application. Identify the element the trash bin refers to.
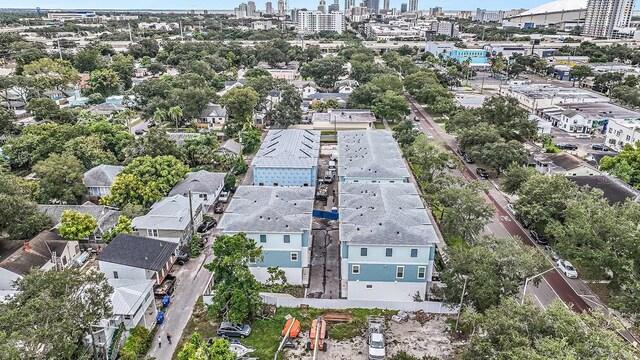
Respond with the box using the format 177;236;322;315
162;295;170;308
157;311;165;325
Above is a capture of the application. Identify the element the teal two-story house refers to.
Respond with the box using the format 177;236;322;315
217;186;315;285
339;182;438;301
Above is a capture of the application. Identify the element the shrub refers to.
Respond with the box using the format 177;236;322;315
119;326;151;360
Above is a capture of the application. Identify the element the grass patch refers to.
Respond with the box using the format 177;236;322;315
172;299;217;360
261;285;305;298
320;131;337;135
130;118;143;127
585;282;613;307
374;122;385;129
321;139;337;143
243;307;396;360
433;117;447;124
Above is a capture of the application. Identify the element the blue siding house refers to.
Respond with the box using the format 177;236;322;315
252;129;320;187
217;186;315;285
339;182;439;301
337;131;410;184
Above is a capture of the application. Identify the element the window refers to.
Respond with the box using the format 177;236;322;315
290;252;298;261
147;229;158;237
260;235;267;243
396;266;404;279
417;266;426;279
113;271;119;279
385;248;393;257
366;284;373;289
284;235;290;243
410;249;418;257
352;264;360;274
360;248;368;256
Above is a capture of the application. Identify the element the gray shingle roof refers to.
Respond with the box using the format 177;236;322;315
252;129;320;169
200;103;227;118
217;139;242;155
339;183;438;246
567;175;640;205
83;165;124;188
108;278;155;315
218;186;314;233
97;234;177;271
338;130;410;180
0;231;67;276
166;132;201;146
37;203;121;233
169;170;226;196
132;195;204;230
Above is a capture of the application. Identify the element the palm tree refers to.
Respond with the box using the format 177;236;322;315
118;109;136;131
167;106;183;131
152;108;166;126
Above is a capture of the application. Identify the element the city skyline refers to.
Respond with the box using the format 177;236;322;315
3;0;639;11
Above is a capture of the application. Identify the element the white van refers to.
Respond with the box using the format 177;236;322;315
328;160;336;171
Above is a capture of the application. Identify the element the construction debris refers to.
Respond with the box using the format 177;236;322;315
323;312;353;323
415;310;432;325
391;311;409;323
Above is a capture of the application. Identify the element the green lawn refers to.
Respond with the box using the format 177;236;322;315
243;307;396;360
374;122;385;129
320;130;337;135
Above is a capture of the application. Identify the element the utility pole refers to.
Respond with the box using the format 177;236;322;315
521;267;556;305
454;276;468;332
188;190;195;237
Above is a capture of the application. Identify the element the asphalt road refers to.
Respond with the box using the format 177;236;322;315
407;95;640;346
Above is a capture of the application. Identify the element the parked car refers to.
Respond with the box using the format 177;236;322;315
367;316;386;360
557;259;578;279
176;251;190;265
446;160;456;169
530;230;548;245
505;203;516;216
134;129;144;135
217;322;252;338
463;154;474;163
214;202;224;214
545;245;560;262
414;116;420;122
555;143;578;150
323;170;334;184
476;168;489;179
197;220;217;233
456;148;465;157
591;143;605;151
328;160;336;171
219;191;230;203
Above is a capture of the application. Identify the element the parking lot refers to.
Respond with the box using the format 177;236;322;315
549;128;616;158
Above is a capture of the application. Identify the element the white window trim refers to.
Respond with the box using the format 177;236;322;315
417;266;426;279
147;229;158;237
396;266;404;279
290;252;298;261
352;264;360;274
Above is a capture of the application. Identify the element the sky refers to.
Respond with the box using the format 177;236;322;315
0;0;614;12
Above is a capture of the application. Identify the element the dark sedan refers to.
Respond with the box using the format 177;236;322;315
197;220;217;233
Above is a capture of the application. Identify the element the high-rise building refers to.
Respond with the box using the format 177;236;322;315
383;0;390;10
237;3;248;17
247;1;256;16
364;0;380;13
408;0;418;12
474;8;505;22
329;3;340;12
430;6;442;16
318;0;327;13
266;2;273;14
400;3;408;12
334;0;340;10
345;0;356;9
297;10;345;33
278;0;286;14
584;0;635;38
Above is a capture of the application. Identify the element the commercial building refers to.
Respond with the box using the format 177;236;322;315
252;129;321;186
401;3;408;13
338;130;410;183
605;118;640;151
474;8;505;22
345;0;356;9
506;0;587;30
365;0;380;13
47;11;98;21
266;1;273;14
408;0;418;12
297;11;345;34
537;102;640;133
309;109;377;130
217;186;315;285
446;48;489;65
584;0;635;38
499;84;609;111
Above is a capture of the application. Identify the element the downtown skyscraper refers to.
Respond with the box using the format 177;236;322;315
408;0;418;12
583;0;635;38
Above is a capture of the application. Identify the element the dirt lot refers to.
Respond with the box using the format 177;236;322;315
286;315;463;360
